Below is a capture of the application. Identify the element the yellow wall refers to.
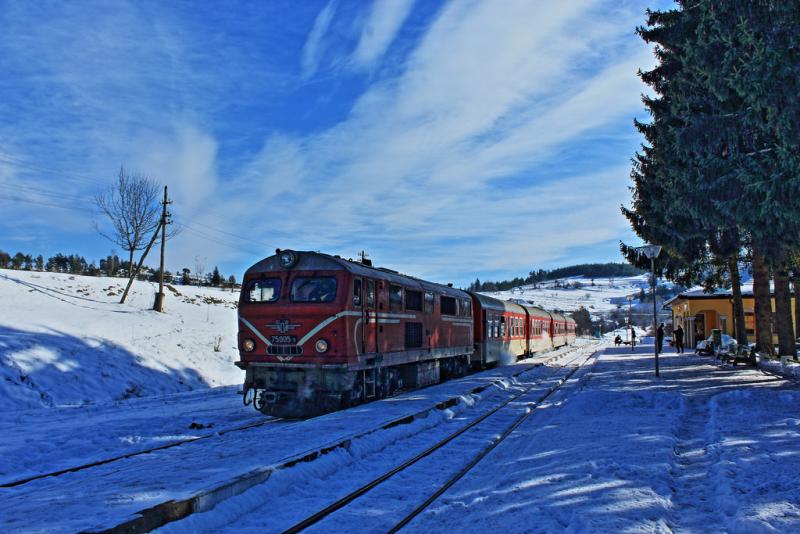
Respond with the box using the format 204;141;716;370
669;295;797;346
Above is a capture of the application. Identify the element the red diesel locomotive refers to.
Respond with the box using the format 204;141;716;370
237;250;576;418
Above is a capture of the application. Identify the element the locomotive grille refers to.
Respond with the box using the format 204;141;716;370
405;322;423;349
267;345;303;356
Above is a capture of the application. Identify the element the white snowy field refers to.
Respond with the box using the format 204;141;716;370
483;274;654;314
0;269;243;410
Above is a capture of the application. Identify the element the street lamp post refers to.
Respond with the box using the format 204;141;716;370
640;244;662;377
627;295;634;345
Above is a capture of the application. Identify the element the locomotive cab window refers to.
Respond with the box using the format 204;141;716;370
405;290;422;311
353;279;362;307
290;277;337;303
389;284;403;311
424;291;434;314
440;296;456;316
367;280;375;307
245;278;281;303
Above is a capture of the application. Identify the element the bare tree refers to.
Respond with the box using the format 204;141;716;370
95;166;161;303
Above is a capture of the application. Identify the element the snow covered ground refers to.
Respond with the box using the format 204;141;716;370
1;341;797;533
482;274;655;315
0;269;243;410
405;347;799;533
0;344;588;533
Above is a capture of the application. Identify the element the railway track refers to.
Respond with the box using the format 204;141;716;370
0;416;283;489
280;344;600;534
2;343;581;491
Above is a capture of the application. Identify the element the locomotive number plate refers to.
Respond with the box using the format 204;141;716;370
270;335;297;345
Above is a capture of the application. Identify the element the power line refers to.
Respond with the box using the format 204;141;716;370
0;155;107;187
0;194;90;212
1;181;88;203
179;224;260;255
180;219;273;250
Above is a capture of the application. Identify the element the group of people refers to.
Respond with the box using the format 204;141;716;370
614;323;685;353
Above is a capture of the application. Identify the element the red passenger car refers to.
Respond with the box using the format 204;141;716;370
237;250;473;417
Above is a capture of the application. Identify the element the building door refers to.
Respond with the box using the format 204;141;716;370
694;313;706;345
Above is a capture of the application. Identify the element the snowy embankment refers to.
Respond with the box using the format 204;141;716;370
0;269;242;410
760;357;800;380
482;274;653;315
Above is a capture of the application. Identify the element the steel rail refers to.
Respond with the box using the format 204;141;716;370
389;348;598;533
0;344;579;491
0;417;282;488
281;345;596;534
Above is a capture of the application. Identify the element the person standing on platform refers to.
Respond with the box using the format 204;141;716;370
675;324;685;353
631;327;636;351
656;323;665;353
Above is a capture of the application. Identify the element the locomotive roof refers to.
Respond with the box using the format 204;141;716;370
244;250;469;298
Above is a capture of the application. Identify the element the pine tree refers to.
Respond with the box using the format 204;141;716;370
211;266;222;286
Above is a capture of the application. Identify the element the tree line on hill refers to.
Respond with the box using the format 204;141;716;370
468;262;644;292
0;249;238;289
624;2;800;358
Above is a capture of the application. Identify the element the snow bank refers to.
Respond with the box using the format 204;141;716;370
707;389;800;532
760;358;800;380
0;269;242;409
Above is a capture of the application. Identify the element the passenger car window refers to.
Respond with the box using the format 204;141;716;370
290;277;337;303
245;278;281;303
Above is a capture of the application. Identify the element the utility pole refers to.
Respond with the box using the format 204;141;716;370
154;186;172;312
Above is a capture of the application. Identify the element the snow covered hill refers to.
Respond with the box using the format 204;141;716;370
482;274;655;315
0;269;242;410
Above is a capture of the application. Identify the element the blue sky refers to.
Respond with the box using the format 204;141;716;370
0;0;672;286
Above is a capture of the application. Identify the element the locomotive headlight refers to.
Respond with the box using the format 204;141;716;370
242;339;256;353
315;339;329;353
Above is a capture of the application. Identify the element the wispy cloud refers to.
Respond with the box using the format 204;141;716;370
233;0;654;282
301;0;338;79
351;0;415;70
0;0;660;283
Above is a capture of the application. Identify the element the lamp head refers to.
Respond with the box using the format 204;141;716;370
640;244;662;259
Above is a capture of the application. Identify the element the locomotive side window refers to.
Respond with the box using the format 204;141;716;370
405;290;422;311
290;277;337;303
424;291;434;314
440;296;456;316
245;278;281;303
367;280;375;307
500;316;506;337
389;284;403;311
353;279;362;307
462;299;472;317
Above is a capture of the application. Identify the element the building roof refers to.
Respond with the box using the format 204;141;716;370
664;284;761;308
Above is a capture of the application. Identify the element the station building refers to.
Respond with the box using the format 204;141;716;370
665;288;797;348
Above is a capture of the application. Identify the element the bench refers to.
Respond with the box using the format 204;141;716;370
719;345;755;366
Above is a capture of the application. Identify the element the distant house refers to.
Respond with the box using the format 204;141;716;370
664;288;797;348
